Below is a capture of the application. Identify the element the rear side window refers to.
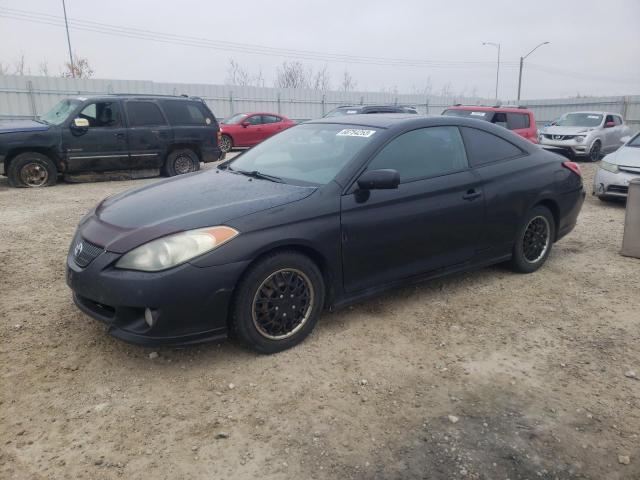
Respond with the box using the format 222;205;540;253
161;100;210;126
367;126;468;182
506;113;530;130
262;115;281;124
247;115;262;125
461;127;524;167
126;101;167;127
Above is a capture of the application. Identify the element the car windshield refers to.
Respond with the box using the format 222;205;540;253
40;99;81;125
221;113;248;124
324;108;361;118
226;123;378;185
555;113;603;127
442;109;491;121
627;133;640;147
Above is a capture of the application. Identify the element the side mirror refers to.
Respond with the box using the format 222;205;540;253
605;121;615;128
72;117;89;129
357;169;400;190
241;121;250;128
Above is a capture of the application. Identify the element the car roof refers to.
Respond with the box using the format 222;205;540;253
69;94;203;102
309;113;424;128
445;105;533;114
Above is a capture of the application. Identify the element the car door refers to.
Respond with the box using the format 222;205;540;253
602;114;618;152
340;126;485;293
63;100;130;173
240;114;265;146
124;100;172;168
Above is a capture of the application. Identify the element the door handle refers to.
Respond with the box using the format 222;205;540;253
114;132;125;139
462;189;482;201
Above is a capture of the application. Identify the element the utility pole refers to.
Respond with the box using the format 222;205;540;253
62;0;75;77
482;42;501;101
517;41;550;101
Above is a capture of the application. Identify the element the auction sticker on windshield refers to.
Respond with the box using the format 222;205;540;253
336;128;376;138
470;112;487;117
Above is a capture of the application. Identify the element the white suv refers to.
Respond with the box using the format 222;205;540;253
538;111;631;161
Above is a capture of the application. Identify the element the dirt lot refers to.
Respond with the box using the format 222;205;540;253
1;161;638;480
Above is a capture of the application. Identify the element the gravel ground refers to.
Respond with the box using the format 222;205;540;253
1;161;639;480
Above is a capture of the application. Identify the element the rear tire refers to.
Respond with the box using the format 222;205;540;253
163;149;200;177
510;206;555;273
219;134;233;153
7;152;57;188
231;251;325;354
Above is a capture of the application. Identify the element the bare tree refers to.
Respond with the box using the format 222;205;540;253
39;61;50;76
226;58;251;86
61;54;94;79
0;62;10;75
14;53;29;75
440;82;452;98
226;59;266;87
339;69;357;92
275;61;310;89
312;64;331;92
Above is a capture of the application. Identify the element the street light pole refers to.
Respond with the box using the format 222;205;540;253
482;42;500;101
517;41;550;101
62;0;75;78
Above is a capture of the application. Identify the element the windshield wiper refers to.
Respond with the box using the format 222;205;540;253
228;168;283;183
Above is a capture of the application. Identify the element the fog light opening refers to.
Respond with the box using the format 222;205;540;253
144;308;158;327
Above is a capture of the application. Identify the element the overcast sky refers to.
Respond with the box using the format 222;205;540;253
0;0;639;100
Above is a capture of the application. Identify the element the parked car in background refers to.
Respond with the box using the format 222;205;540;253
442;105;538;143
538;111;631;161
67;114;585;353
593;132;639;201
0;94;224;187
323;105;418;117
218;112;294;152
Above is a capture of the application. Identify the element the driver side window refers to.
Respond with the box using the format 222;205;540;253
247;115;262;125
367;126;468;183
78;102;121;128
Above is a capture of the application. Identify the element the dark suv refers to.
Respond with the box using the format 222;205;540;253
0;94;225;187
323;105;418;117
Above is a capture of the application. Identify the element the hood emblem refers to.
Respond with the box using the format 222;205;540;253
74;241;83;258
553;135;562;140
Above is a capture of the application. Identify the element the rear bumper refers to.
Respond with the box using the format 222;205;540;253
202;145;225;163
556;188;586;241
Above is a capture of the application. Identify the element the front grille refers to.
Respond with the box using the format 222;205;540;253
73;238;104;267
607;185;629;194
543;134;574;141
619;166;640;174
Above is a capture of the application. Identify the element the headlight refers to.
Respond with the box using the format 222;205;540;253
599;161;619;174
575;136;585;143
116;226;239;272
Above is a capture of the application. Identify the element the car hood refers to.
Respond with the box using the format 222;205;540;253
0;119;50;134
80;169;316;253
604;146;640;167
541;125;596;135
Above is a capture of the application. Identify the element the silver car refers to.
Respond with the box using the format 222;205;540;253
593;132;640;201
539;111;631;161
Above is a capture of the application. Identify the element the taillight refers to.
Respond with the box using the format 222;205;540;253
562;161;582;177
216;131;221;145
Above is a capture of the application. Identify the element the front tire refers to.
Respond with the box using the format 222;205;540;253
588;141;602;162
219;134;233;153
163;149;200;176
231;251;325;354
510;206;555;273
7;152;57;188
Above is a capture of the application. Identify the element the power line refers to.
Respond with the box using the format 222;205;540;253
526;63;639;85
0;7;520;69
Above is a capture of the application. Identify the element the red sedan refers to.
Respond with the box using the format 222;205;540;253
218;112;295;152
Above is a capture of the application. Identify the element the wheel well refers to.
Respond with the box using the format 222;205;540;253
5;148;59;173
227;244;335;328
535;199;560;240
220;133;233;145
166;144;202;162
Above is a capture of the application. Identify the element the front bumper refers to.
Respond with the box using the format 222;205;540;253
66;241;250;346
540;138;590;156
593;167;639;198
